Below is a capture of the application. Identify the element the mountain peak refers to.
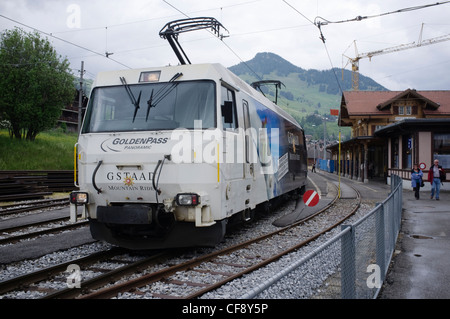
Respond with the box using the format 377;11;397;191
230;52;304;77
229;52;387;93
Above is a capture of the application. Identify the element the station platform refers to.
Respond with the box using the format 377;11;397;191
310;170;450;299
379;184;450;299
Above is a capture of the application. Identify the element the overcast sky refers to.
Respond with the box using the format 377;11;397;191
1;0;450;91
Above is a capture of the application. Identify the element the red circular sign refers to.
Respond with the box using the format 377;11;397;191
303;190;320;207
419;163;426;170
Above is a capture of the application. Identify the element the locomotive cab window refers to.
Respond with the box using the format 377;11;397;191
82;80;216;133
221;86;237;130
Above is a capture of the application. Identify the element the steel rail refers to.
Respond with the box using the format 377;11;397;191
41;251;168;299
0;220;88;245
0;198;69;217
0;248;123;295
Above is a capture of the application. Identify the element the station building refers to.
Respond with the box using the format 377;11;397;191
328;89;450;188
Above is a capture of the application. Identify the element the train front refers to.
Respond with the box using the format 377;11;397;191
69;65;225;249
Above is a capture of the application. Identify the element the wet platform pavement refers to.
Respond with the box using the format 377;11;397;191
379;186;450;299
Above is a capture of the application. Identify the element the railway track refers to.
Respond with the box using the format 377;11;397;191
0;198;69;218
0;219;88;246
32;181;359;299
0;247;166;298
78;183;359;299
0;197;81;245
0;177;363;300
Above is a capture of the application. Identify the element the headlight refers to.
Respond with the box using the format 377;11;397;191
175;193;199;206
70;192;89;205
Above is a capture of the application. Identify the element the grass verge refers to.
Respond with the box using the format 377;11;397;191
0;129;77;170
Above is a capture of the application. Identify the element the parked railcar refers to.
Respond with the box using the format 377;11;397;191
70;63;307;249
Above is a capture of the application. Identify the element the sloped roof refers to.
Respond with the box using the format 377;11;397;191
418;91;450;116
341;89;450;117
376;89;440;110
341;91;398;116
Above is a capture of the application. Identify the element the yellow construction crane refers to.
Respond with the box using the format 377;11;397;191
343;24;450;90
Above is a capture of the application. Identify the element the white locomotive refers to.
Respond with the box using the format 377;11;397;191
70;63;307;249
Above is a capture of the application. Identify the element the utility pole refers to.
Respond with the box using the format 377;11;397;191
78;61;84;133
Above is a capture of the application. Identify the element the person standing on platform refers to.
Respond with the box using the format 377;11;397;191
428;159;446;200
411;164;423;200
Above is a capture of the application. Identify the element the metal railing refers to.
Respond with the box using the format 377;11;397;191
241;175;403;299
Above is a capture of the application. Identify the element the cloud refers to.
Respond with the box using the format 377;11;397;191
1;0;449;90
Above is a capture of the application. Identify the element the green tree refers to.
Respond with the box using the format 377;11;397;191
0;28;74;140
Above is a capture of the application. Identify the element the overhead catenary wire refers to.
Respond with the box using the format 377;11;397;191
314;1;450;27
0;14;132;69
282;0;450;93
281;1;343;93
162;0;263;81
3;2;445;94
160;0;339;109
50;0;263;36
283;1;450;44
160;1;303;112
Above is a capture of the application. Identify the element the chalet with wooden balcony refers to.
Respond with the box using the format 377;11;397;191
328;89;450;185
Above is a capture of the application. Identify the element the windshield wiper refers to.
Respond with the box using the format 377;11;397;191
146;89;154;121
145;72;183;122
153;72;183;106
120;76;142;122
